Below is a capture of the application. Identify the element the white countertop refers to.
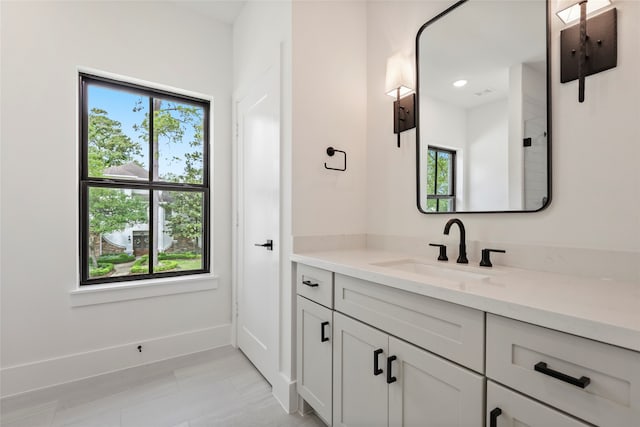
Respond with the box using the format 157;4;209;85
291;249;640;352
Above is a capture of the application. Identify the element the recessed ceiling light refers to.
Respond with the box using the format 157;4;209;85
453;80;468;88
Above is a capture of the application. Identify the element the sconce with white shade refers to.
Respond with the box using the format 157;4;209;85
385;52;416;148
557;0;617;103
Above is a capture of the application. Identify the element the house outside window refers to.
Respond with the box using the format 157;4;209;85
426;146;456;213
79;74;210;285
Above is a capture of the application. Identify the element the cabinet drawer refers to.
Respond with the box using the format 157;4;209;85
335;273;484;372
296;264;333;308
486;314;640;427
487;381;589;427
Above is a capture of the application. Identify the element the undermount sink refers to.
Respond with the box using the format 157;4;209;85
372;259;490;282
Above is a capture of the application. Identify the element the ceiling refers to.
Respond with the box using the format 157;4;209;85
174;0;247;24
418;0;547;110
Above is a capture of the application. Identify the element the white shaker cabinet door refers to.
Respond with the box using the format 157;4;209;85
333;312;388;427
388;336;484;427
297;296;333;425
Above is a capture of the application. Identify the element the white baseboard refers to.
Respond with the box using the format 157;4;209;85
0;324;231;398
272;372;297;414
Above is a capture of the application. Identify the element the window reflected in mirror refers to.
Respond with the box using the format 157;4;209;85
426;146;456;213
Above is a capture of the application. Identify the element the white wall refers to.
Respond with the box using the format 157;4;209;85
367;1;453;233
367;0;640;255
292;0;368;237
0;1;233;397
467;99;509;211
233;0;295;411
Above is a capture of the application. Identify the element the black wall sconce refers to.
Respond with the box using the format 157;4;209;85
558;0;617;103
392;92;416;148
386;53;416;148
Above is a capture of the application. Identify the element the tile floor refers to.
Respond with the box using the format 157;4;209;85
0;346;326;427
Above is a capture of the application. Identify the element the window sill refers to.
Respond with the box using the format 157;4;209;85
70;274;219;307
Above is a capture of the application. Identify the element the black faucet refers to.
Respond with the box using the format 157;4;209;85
443;218;468;264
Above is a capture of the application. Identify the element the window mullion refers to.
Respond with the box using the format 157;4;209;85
80;182;89;282
434;149;439;197
80;77;88;181
149;97;155;274
149;97;154;182
149;189;155;275
82;179;152;190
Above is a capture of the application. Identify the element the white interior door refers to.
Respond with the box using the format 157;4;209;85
236;64;280;385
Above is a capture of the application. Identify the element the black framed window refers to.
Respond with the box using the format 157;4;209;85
426;146;456;212
79;74;210;285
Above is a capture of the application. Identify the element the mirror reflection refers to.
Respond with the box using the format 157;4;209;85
417;0;550;213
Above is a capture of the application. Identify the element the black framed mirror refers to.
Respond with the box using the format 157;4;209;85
416;0;551;213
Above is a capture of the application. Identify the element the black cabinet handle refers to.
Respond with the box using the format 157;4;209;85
489;408;502;427
534;362;591;389
386;355;397;384
320;321;329;342
373;349;383;376
302;280;319;287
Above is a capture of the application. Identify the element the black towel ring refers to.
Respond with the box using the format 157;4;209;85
324;147;346;172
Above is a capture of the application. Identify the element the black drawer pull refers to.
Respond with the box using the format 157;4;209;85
302;280;319;287
386;355;397;384
320;321;330;342
534;362;591;389
373;349;383;376
489;408;502;427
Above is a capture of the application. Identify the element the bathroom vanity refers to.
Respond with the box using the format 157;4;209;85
293;250;640;427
